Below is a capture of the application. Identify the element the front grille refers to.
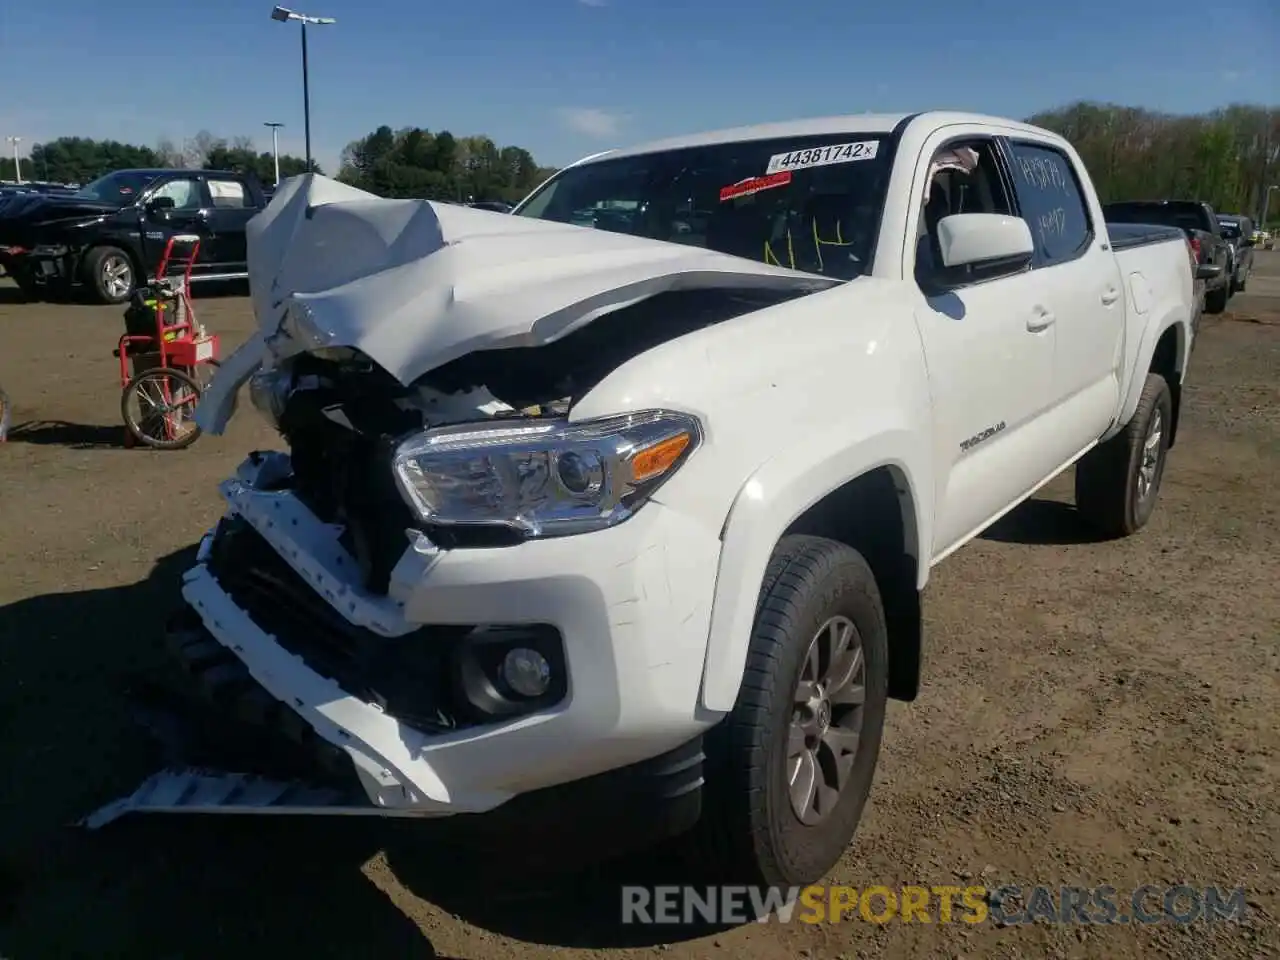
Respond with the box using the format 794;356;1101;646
277;384;421;596
206;515;471;733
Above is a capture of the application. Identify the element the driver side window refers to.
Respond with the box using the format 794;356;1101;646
150;178;203;211
913;139;1013;289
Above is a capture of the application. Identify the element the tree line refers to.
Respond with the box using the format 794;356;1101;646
0;131;319;186
1026;102;1277;222
3;103;1276;224
334;125;559;203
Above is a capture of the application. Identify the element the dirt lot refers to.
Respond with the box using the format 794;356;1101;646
1;255;1278;960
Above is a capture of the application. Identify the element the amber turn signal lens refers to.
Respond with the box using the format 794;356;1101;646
628;432;692;484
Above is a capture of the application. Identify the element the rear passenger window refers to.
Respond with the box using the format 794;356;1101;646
1007;142;1092;265
208;178;250;209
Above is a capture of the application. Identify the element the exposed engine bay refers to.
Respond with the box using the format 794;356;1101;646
260;285;807;592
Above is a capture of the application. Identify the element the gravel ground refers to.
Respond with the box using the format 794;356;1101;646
0;254;1277;960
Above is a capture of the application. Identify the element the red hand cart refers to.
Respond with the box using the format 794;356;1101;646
114;235;221;449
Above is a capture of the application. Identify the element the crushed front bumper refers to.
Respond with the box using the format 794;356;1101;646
0;248;71;287
117;451;724;827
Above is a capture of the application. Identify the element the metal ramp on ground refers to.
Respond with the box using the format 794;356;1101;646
79;767;404;829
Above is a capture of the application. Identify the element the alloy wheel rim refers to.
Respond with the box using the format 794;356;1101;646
787;615;867;825
103;256;132;298
1137;407;1164;503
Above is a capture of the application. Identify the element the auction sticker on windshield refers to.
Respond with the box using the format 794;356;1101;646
720;171;792;202
765;140;880;175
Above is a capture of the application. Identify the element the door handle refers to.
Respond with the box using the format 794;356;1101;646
1027;308;1055;332
1101;288;1120;306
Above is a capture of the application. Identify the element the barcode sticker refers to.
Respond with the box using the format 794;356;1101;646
764;140;880;175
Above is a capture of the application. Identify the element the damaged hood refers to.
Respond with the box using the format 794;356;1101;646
197;173;838;432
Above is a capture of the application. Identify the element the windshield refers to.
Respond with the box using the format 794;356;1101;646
515;133;894;280
1218;222;1242;240
73;171;161;205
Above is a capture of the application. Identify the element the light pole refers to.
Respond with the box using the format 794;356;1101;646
270;6;335;174
1261;184;1278;232
5;136;21;183
264;121;284;185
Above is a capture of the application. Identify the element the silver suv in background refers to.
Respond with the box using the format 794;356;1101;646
1217;214;1255;295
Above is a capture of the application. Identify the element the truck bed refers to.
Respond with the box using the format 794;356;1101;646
1105;222;1187;252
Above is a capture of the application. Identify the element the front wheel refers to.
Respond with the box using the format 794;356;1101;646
0;387;10;441
693;534;889;889
1074;372;1172;538
8;265;43;301
82;245;136;304
121;367;203;450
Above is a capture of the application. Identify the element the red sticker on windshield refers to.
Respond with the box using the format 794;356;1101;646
719;171;791;202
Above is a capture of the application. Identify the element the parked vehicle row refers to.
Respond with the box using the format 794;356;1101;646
0;168;270;304
92;111;1203;895
1101;199;1246;316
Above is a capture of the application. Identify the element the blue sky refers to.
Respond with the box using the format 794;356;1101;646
1;0;1276;177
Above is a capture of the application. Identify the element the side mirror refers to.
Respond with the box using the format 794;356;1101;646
1195;263;1223;281
935;213;1035;277
146;196;176;215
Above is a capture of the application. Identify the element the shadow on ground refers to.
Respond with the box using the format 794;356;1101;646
0;548;729;956
4;420;126;449
979;496;1112;546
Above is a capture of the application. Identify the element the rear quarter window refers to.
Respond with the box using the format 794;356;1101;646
1006;141;1093;266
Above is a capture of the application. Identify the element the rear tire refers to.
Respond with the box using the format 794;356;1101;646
692;534;889;890
1075;372;1172;538
1204;283;1228;315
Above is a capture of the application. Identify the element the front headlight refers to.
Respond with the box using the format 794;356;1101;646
391;410;701;539
248;365;293;427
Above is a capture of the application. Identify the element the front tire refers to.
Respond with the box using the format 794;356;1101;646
694;535;889;889
1075;372;1172;538
82;246;136;304
8;264;43;301
121;367;203;450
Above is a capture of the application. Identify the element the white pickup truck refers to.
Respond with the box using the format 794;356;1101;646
91;111;1211;891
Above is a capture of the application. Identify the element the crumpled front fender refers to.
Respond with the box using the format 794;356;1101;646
195;332;267;435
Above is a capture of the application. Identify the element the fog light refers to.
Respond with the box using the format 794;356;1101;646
501;647;551;698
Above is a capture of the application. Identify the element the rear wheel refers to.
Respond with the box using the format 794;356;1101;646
692;534;889;889
0;387;10;441
1204;282;1228;315
121;367;202;450
1075;372;1172;538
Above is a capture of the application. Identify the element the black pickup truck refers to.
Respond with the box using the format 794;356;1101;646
1101;199;1234;314
0;168;270;304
